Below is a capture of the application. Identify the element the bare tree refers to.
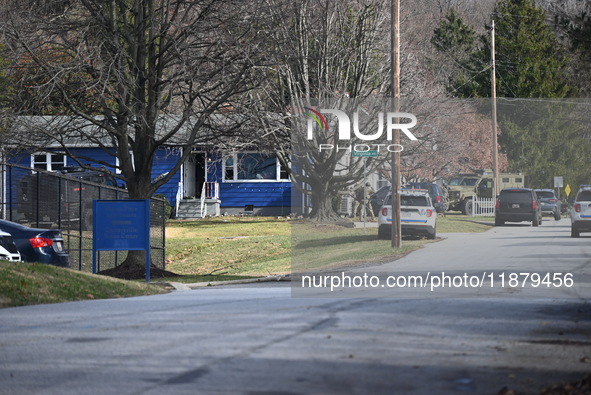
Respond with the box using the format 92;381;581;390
1;0;266;274
250;0;404;221
400;100;508;181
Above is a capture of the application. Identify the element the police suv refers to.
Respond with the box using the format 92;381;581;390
378;189;437;240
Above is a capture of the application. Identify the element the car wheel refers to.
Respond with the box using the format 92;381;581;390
463;199;473;216
428;229;436;240
532;214;539;227
554;212;561;221
571;228;580;238
495;218;504;226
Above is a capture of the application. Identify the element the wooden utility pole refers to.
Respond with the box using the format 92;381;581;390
491;19;500;196
390;0;401;248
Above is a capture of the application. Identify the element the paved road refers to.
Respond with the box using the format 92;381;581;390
1;218;590;394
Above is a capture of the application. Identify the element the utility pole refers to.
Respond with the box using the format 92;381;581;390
491;19;500;196
390;0;401;248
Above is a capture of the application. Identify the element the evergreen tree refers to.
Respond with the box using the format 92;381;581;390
490;0;574;98
431;0;587;190
555;11;591;96
435;0;575;99
430;8;478;94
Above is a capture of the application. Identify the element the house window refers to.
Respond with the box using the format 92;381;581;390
223;153;289;182
32;153;66;171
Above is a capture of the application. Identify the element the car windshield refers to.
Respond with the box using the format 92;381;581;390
401;195;429;206
577;190;591;201
460;178;478;186
500;190;532;202
448;178;461;186
536;191;554;198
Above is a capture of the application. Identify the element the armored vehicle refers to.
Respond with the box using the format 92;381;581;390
446;170;525;215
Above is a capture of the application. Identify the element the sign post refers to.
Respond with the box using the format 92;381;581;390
93;200;151;282
554;176;564;200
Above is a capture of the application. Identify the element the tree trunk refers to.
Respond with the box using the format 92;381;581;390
306;180;342;222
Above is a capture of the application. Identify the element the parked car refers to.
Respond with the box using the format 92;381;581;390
0;230;22;261
534;189;562;220
495;188;542;226
369;185;392;215
378;189;437;240
570;186;591;237
405;182;448;213
0;220;70;267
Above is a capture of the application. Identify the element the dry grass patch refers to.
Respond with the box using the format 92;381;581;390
166;217;291;277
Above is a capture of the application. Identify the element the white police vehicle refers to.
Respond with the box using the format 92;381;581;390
0;229;21;261
378;189;437;240
571;185;591;237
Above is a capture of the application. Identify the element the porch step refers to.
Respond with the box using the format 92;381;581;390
176;200;204;219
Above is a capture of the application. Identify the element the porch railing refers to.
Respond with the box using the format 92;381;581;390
199;182;219;218
203;182;219;199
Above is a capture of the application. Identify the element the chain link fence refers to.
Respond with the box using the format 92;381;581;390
0;162;166;273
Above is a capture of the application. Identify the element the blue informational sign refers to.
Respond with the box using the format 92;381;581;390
92;200;151;282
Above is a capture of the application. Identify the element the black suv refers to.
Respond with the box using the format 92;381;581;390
495;188;542;226
405;182;448;213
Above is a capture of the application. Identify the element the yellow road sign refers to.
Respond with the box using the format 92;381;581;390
565;184;571;197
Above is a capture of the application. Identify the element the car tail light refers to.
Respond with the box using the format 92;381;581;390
574;203;581;213
495;199;500;209
426;209;433;217
29;237;54;248
435;196;441;203
532;201;537;209
549;199;557;203
381;207;388;216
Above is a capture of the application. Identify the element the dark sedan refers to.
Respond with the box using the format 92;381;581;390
0;220;70;267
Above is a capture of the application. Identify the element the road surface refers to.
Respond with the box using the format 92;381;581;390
0;218;589;394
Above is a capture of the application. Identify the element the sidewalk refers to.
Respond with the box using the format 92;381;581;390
161;274;292;291
353;220;378;228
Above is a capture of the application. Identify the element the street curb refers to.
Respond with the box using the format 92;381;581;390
164;275;292;291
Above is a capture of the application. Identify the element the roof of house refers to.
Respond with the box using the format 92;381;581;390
3;113;258;150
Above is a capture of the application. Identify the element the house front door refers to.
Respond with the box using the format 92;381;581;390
183;153;206;198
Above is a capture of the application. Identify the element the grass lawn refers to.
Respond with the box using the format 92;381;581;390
437;212;495;232
291;222;431;272
0;261;167;308
164;217;291;281
162;213;494;282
